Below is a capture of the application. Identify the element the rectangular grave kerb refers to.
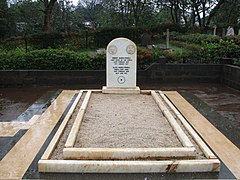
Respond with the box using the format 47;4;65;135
38;90;220;174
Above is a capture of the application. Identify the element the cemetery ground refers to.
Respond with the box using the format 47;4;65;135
0;83;239;179
0;35;239;179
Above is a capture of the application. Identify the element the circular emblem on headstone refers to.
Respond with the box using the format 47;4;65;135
108;45;117;55
126;45;135;54
117;76;126;84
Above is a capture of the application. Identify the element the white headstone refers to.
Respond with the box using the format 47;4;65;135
213;25;217;36
226;26;235;36
102;37;140;94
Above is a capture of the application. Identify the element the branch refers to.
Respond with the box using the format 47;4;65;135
206;0;225;26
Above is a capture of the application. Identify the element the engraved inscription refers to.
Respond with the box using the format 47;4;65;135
111;57;132;76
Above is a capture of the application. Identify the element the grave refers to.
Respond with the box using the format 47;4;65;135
38;90;220;173
96;48;106;55
226;26;235;36
38;37;221;174
102;37;140;94
141;33;152;46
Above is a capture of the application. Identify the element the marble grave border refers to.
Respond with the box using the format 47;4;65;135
38;90;220;173
64;90;195;160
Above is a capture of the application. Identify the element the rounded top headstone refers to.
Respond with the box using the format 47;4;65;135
107;38;137;55
106;37;137;88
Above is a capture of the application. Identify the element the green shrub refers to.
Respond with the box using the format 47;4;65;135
0;48;106;70
202;39;240;63
233;58;240;66
0;36;26;51
0;47;171;70
171;33;220;44
170;41;202;60
222;36;240;45
138;48;156;69
28;32;65;49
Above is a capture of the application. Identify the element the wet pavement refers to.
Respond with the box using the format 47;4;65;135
0;83;239;179
0;129;27;160
144;83;240;147
0;87;56;121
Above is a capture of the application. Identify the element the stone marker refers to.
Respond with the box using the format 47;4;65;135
213;25;217;36
102;37;140;94
141;33;152;47
96;48;106;55
166;29;170;49
226;26;235;36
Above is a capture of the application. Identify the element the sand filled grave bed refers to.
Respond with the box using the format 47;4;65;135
75;93;182;148
38;90;220;173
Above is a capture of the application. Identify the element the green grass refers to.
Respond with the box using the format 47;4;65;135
77;49;96;56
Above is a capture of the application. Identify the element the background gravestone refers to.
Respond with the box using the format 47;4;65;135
103;37;140;93
141;33;152;47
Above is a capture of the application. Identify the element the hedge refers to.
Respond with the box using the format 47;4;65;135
0;48;164;70
0;49;105;70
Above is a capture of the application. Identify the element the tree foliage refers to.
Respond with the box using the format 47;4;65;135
1;0;240;38
10;0;44;34
0;0;14;38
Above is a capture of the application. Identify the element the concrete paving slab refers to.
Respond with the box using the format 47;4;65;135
0;90;76;179
0;115;40;137
165;91;240;179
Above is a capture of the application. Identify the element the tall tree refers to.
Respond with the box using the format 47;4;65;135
193;0;225;32
76;0;103;27
42;0;57;32
52;0;75;32
211;0;239;27
11;0;44;34
0;0;9;38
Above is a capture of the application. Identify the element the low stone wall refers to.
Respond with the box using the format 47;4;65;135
222;65;240;90
138;64;222;85
0;64;239;90
0;70;105;86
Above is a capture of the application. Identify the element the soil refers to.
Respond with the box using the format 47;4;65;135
75;93;182;148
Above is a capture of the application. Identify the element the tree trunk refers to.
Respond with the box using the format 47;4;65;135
194;2;202;29
201;0;206;33
181;2;188;28
44;10;51;32
174;7;179;24
169;1;176;24
43;0;57;32
191;6;195;27
190;0;196;28
174;1;180;24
